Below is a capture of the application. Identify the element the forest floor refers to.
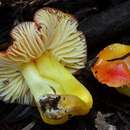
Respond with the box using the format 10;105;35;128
0;0;130;130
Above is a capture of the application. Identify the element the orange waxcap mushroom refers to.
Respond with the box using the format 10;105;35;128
92;59;130;87
91;43;130;96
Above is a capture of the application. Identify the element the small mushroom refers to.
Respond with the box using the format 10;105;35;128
91;43;130;96
0;8;93;124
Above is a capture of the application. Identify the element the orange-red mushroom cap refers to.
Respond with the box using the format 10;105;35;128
92;43;130;89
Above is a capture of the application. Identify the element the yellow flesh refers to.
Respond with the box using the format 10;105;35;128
21;51;93;125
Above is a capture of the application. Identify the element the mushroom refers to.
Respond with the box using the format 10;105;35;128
91;43;130;96
0;8;93;124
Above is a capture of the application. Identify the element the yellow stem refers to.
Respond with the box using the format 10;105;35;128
36;51;93;114
20;51;93;125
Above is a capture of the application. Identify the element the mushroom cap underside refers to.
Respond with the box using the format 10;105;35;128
0;7;87;105
8;7;87;73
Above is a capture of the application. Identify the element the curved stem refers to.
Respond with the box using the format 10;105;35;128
20;51;93;125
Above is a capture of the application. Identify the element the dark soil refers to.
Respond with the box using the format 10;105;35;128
0;0;130;130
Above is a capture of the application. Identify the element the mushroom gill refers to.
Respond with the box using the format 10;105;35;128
0;8;93;125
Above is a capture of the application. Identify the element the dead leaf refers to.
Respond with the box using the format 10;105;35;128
95;111;117;130
22;122;35;130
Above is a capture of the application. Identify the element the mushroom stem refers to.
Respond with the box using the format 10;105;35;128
116;87;130;97
20;51;92;125
36;51;93;115
21;62;64;101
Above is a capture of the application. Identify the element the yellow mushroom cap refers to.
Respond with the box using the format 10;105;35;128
0;8;87;105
